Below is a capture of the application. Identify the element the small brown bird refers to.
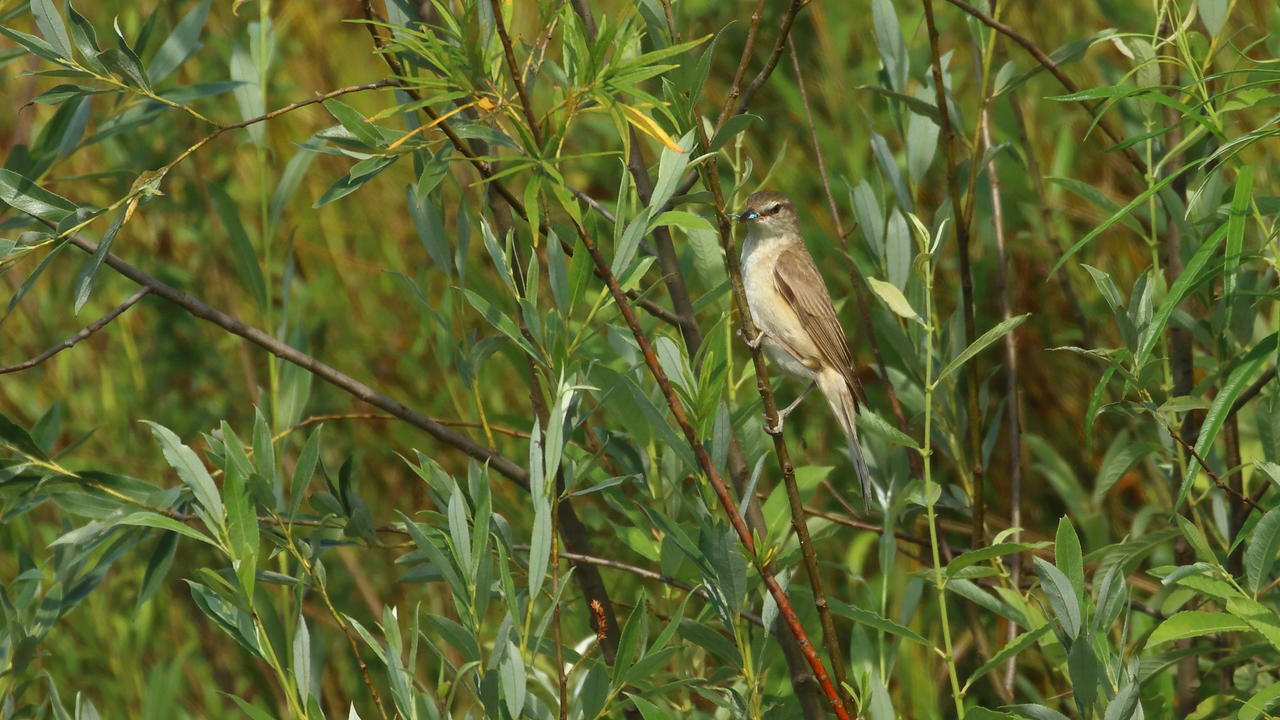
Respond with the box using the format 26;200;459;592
737;190;875;504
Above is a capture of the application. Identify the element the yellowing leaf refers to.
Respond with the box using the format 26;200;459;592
618;104;684;153
867;277;925;326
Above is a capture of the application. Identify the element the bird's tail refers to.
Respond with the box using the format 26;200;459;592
817;369;875;506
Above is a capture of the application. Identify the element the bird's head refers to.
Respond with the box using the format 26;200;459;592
737;190;798;234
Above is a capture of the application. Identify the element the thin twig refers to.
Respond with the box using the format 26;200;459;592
518;546;766;627
489;0;543;146
57;232;531;485
692;116;855;717
0;287;151;374
274;412;532;442
939;0;1146;174
981;84;1024;698
1167;423;1263;513
923;0;985;544
566;208;852;720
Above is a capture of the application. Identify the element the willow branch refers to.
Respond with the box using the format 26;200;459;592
0;287;151;374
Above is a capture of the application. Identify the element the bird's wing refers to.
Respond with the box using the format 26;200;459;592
772;243;862;400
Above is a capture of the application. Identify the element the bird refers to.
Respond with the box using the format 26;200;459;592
736;190;876;505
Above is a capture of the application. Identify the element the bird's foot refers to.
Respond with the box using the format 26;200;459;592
763;415;785;436
739;327;765;349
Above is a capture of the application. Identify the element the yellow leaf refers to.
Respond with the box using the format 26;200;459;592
617;104;684;153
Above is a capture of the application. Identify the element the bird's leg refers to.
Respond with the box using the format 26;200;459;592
739;326;765;349
764;382;815;435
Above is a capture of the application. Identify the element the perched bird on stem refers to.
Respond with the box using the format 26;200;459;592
737;190;876;505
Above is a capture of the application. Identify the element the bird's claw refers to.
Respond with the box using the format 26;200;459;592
763;415;785;436
740;327;764;349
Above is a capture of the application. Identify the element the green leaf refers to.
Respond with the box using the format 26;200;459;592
72;207;125;313
1222;166;1253;330
1147;610;1249;645
650;131;694;211
0;411;52;461
224;463;258;597
867;276;924;325
0;168;78;222
142;421;223;533
1245;508;1280;595
1092;430;1152;501
936;314;1031;386
97;48;149;91
1227;597;1280;653
1181;333;1278;508
113;511;220;548
407;185;450;274
288;426;322;520
1050;160;1198;276
499;641;526;718
627;694;675;720
313;156;397;207
1239;680;1280;720
856;406;921;450
209;183;268;310
269;150;314;230
147;0;210;83
1198;0;1228;35
963;624;1050;693
32;0;72;60
828;598;933;648
946;542;1051;578
870;0;907;92
1034;556;1080;639
1055;517;1085;605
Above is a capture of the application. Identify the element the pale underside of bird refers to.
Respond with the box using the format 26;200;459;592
737;190;877;505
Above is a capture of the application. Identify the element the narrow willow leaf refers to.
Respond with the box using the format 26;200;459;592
0;168;78;222
1034;556;1081;639
1180;333;1277;508
72;208;125;313
828;598;933;648
1055;517;1085;605
114;511;220;548
1245;508;1280;594
1147;610;1248;645
946;542;1050;578
142;421;223;533
962;624;1050;693
147;0;211;83
936;314;1031;386
1133;222;1227;374
209;183;267;310
617;104;682;152
1223;166;1253;336
32;0;73;60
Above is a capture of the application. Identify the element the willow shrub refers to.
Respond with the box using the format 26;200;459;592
2;0;1280;718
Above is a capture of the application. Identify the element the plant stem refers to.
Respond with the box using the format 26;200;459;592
922;235;966;718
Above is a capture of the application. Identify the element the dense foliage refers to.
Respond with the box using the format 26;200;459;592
3;0;1280;717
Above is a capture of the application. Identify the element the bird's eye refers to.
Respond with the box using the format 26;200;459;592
768;203;781;215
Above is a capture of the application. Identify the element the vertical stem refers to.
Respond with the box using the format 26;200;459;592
693;121;855;718
922;0;985;544
922;237;967;719
982;98;1024;697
